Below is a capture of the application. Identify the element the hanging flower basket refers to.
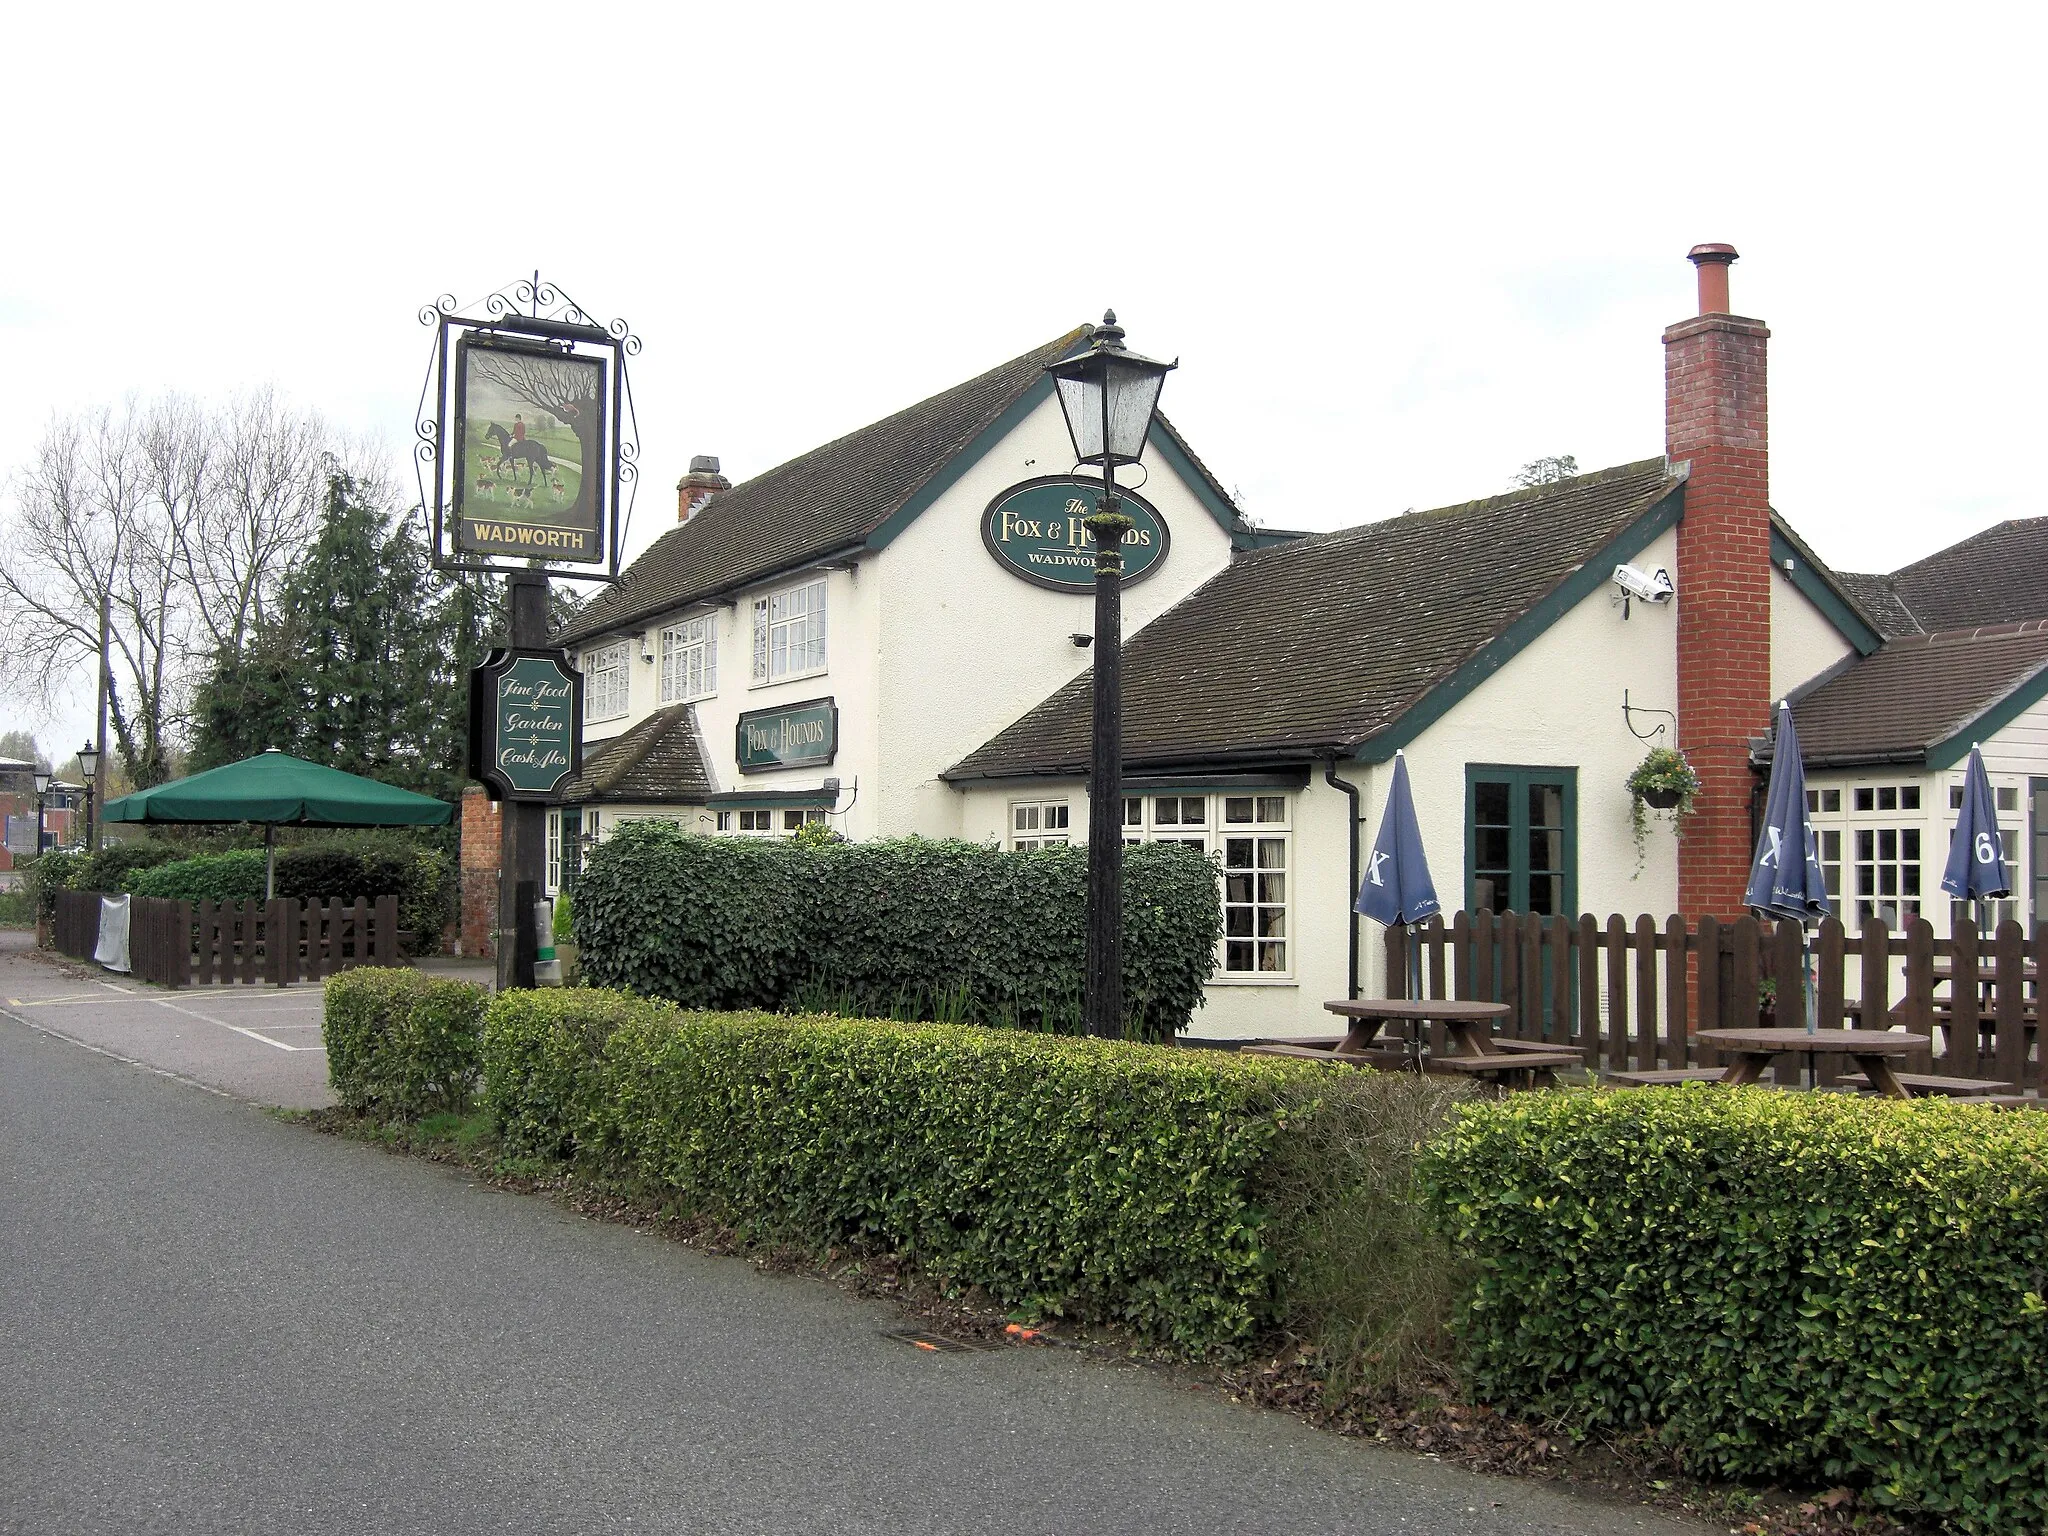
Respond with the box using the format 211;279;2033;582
1626;745;1701;874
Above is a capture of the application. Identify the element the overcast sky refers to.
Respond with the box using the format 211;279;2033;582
3;2;2041;757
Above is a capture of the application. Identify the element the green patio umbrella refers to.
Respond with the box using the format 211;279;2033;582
102;748;453;898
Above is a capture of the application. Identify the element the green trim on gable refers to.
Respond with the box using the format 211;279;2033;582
1145;421;1252;537
1351;484;1686;763
1770;527;1883;657
864;373;1060;552
1926;659;2048;769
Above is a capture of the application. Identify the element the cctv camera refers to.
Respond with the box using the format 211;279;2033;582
1612;564;1675;603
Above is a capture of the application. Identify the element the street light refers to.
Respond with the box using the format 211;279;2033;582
31;767;50;855
1044;312;1176;1039
76;740;100;852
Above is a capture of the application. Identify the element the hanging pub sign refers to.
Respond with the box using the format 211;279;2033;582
467;648;583;802
980;477;1170;592
736;698;838;774
415;275;639;580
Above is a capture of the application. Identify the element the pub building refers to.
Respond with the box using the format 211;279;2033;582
458;246;2048;1040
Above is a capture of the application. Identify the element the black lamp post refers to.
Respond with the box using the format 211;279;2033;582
76;740;100;852
1045;312;1176;1038
31;767;51;855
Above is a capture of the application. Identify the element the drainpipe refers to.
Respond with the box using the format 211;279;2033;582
1324;756;1363;1001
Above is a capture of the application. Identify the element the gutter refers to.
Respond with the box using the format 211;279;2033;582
1323;756;1363;1002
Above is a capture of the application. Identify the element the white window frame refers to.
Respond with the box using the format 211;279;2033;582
546;809;562;895
659;614;718;704
1123;791;1293;982
584;640;631;723
1009;800;1071;851
716;806;821;836
750;576;828;686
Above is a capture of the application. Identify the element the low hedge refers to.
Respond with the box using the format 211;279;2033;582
484;988;1344;1350
573;823;1222;1039
126;849;268;902
323;967;487;1118
1420;1087;2048;1533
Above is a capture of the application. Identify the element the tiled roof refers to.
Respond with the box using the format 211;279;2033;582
946;458;1682;780
1832;571;1924;639
555;327;1092;648
558;704;715;803
1836;517;2048;639
1789;620;2048;765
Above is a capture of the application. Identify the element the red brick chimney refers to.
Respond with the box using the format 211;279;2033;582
676;455;730;522
1666;243;1771;920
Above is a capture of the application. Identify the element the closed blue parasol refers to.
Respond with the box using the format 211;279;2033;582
1941;744;2011;902
1357;752;1441;926
1745;701;1832;922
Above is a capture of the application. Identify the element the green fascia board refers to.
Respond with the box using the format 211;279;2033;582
1350;484;1686;763
867;343;1247;554
1769;526;1883;656
1926;657;2048;769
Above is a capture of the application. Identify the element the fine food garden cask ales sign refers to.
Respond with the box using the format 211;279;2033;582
736;698;838;774
467;649;583;801
980;478;1170;591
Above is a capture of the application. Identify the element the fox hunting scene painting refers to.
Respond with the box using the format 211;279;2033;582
453;340;607;562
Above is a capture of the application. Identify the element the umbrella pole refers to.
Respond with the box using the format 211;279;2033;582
264;825;275;902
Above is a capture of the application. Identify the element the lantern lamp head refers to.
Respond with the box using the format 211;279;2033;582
76;741;100;783
1045;310;1176;474
32;768;52;796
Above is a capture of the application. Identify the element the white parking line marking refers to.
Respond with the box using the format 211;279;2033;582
145;995;323;1052
4;994;109;1006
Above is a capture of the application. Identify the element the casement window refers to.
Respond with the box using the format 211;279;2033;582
1123;792;1291;978
659;615;718;704
715;807;825;836
1465;767;1577;917
1810;781;1930;931
1010;800;1071;851
751;577;827;684
547;811;561;894
584;640;630;722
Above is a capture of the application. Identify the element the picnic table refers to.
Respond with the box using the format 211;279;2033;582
1693;1027;1929;1099
1241;1000;1576;1090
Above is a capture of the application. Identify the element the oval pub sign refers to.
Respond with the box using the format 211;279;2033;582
980;478;1170;591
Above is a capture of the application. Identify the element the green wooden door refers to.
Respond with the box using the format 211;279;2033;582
1465;766;1578;916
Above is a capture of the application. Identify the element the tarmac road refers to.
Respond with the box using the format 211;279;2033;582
0;966;1712;1535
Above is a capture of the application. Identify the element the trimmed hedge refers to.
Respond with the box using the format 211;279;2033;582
573;823;1222;1039
1421;1087;2048;1533
126;849;268;901
323;967;487;1118
481;988;1327;1349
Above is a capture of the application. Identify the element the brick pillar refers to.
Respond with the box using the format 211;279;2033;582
459;785;501;958
1666;243;1771;920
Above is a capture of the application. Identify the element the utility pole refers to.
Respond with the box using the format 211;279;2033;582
496;570;549;991
91;589;109;852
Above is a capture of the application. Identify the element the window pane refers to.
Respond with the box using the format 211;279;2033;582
1901;785;1921;810
1477;828;1511;868
1225;873;1254;903
1224;838;1253;868
1822;789;1840;812
1528;830;1561;871
1878;786;1897;811
1180;797;1207;825
1806;790;1819;813
1901;828;1920;860
1997;786;2019;812
1224;796;1253;824
1015;806;1037;831
1902;866;1920;897
1530;875;1561;916
1528;783;1563;828
1256;796;1286;823
1154;798;1179;825
1257;941;1286;972
1474;782;1511;824
1225;908;1253;937
1256;837;1285;869
1046;804;1069;830
1855;787;1875;811
1855;829;1874;860
785;810;803;830
1225;940;1254;971
1257;907;1286;937
1123;797;1142;826
1257;873;1285;904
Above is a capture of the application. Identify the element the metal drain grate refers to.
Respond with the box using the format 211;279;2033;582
881;1328;986;1353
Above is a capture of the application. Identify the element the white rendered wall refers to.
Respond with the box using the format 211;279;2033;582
1771;566;1857;702
875;396;1238;839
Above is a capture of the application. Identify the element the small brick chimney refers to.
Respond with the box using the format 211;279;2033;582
1666;243;1772;920
676;455;730;522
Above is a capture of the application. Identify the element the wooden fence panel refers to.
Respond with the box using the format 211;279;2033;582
1634;915;1658;1072
1905;918;1937;1073
1730;918;1761;1034
1769;917;1805;1084
1517;915;1542;1042
1994;918;2028;1087
1695;916;1721;1066
1604;915;1628;1071
1549;915;1572;1050
1498;913;1520;1036
1427;916;1448;1002
1664;913;1688;1068
1577;914;1601;1068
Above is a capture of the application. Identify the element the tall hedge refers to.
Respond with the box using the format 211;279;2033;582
573;823;1222;1039
1420;1087;2048;1533
481;989;1328;1349
126;849;269;902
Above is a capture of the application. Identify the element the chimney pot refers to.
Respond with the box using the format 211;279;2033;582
1687;242;1740;315
676;455;732;523
689;455;721;476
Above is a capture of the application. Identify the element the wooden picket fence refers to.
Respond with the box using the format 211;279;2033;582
53;890;404;988
1387;909;2042;1090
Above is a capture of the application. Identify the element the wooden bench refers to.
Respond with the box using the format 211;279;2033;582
1836;1071;2014;1098
1427;1049;1580;1088
1601;1068;1728;1086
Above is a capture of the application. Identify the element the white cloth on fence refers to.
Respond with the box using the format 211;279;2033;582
94;894;132;974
